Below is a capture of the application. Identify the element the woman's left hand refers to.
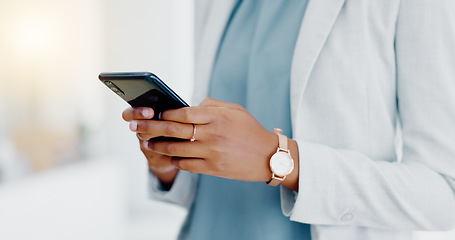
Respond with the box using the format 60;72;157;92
130;98;282;182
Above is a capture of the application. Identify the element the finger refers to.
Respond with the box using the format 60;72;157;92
199;97;246;111
122;107;154;122
137;131;158;141
130;120;195;139
171;157;208;174
146;140;206;158
161;106;220;124
136;133;147;140
139;140;173;167
138;122;206;142
149;164;177;174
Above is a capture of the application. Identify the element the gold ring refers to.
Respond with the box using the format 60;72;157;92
190;124;196;142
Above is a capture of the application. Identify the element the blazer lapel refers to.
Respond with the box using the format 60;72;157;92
193;0;237;105
290;0;346;125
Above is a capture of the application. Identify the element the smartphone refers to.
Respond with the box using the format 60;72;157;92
98;72;189;119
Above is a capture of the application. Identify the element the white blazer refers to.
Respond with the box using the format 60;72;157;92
150;0;455;239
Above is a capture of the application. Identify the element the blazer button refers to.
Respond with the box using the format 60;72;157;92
341;213;354;222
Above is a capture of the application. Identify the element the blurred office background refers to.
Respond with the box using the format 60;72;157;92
0;0;453;239
0;0;189;239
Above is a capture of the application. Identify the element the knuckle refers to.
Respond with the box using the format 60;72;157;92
213;112;231;128
172;158;190;172
146;141;156;151
133;108;142;119
176;160;186;171
140;139;152;151
215;108;229;119
211;120;224;132
163;143;177;154
135;121;145;132
137;133;145;140
148;155;167;168
232;103;245;111
180;108;192;122
139;134;153;141
142;122;155;133
146;153;159;164
208;143;223;161
200;97;212;106
211;159;226;173
140;142;147;151
177;160;199;174
164;123;180;136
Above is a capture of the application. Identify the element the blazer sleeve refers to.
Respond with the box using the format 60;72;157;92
282;0;455;231
148;170;199;209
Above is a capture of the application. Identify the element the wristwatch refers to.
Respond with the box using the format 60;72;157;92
267;128;294;186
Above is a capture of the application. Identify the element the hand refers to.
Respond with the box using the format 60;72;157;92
128;98;288;183
122;107;179;187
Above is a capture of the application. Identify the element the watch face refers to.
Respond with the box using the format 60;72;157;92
270;151;294;176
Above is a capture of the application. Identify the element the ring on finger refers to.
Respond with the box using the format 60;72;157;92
190;124;197;142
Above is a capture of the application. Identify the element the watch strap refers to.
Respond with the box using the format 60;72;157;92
267;128;291;186
273;128;288;152
267;174;285;186
278;133;288;151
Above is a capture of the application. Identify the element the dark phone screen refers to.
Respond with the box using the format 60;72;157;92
99;72;189;141
128;89;183;120
99;72;188;117
127;88;188;141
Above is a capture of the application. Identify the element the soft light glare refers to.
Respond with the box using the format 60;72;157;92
5;17;57;63
17;21;54;53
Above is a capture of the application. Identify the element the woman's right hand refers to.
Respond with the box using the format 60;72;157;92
122;107;179;189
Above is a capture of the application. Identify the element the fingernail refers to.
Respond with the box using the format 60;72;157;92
142;140;150;150
130;121;138;131
137;134;144;140
142;109;153;118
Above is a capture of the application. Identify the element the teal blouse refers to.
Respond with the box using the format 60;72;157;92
181;1;311;239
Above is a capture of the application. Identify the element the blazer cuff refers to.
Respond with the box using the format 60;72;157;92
290;140;334;224
280;186;298;217
148;170;198;209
